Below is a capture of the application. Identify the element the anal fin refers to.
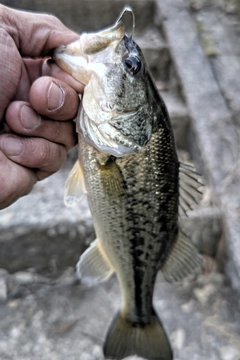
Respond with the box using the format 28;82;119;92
162;231;202;282
76;239;114;285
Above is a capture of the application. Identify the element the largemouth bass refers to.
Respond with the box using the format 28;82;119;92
54;7;202;360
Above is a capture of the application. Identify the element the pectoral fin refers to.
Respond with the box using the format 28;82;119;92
162;231;202;282
97;156;126;196
179;162;204;217
76;239;114;285
64;160;86;207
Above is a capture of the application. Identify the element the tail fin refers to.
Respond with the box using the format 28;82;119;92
103;309;173;360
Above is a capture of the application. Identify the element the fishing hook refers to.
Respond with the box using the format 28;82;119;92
116;5;135;37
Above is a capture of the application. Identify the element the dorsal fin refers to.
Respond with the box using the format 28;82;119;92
179;162;204;217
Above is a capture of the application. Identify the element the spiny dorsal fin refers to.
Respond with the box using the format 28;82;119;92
76;239;114;285
179;162;204;218
64;160;86;207
162;230;202;282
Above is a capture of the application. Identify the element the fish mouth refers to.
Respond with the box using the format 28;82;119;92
53;21;125;85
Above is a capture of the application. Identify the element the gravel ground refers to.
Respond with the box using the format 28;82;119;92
1;270;240;360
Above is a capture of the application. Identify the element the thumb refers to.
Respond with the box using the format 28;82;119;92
1;4;79;57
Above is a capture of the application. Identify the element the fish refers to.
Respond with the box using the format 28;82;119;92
53;6;202;360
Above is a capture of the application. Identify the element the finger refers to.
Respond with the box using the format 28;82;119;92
29;76;79;121
0;25;21;120
14;58;84;102
13;61;31;102
23;58;84;93
23;58;45;85
42;59;84;93
6;101;77;150
0;150;37;210
0;133;67;180
2;5;79;57
14;59;43;102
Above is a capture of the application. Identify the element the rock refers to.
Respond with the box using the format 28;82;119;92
0;271;239;360
13;271;52;285
220;346;240;360
170;328;186;350
0;159;93;278
0;278;7;302
193;283;217;305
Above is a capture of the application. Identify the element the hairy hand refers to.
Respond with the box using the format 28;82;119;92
0;5;83;209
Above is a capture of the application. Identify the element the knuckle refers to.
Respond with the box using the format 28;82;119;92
63;121;78;150
27;138;51;167
0;150;36;209
35;140;51;167
35;138;66;170
50;120;62;142
57;144;67;166
45;14;61;26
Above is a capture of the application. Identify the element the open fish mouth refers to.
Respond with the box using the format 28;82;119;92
53;21;125;85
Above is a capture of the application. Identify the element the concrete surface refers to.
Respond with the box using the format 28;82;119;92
156;0;240;290
1;270;240;360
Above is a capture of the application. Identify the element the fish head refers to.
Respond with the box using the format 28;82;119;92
53;15;161;157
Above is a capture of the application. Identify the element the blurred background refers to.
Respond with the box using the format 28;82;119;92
0;0;240;359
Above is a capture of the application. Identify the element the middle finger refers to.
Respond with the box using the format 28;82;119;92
30;76;80;121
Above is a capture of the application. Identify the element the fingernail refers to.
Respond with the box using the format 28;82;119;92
2;136;23;155
47;82;65;111
20;106;41;130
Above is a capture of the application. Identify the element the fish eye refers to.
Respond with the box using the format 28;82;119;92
124;56;142;75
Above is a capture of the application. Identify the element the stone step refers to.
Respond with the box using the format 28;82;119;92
135;27;171;83
195;6;240;115
1;0;155;33
156;0;240;289
160;90;190;150
0;158;93;278
2;0;173;83
0;148;221;278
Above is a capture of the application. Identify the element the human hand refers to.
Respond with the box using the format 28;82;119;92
0;5;83;210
